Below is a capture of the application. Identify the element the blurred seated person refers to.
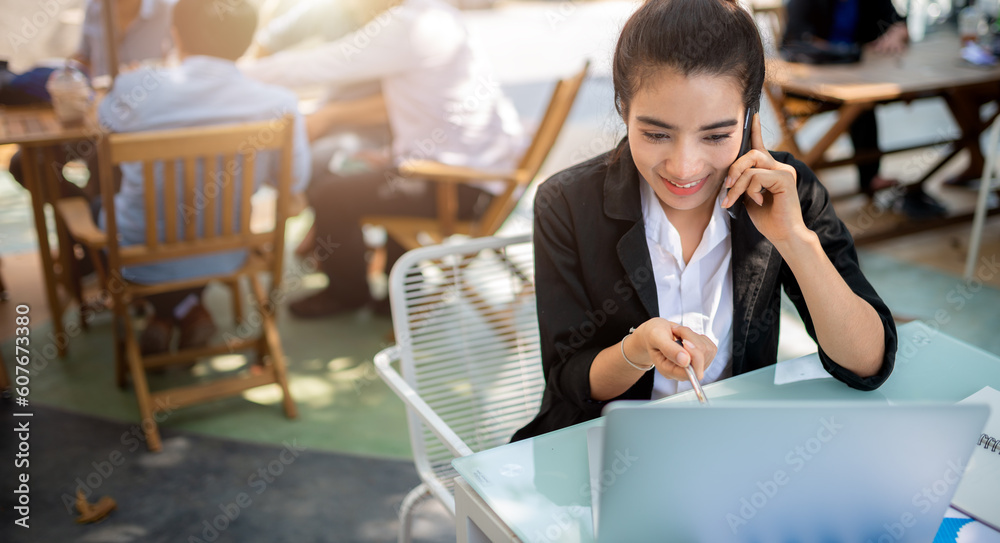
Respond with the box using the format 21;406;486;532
6;0;175;199
242;0;525;319
76;0;176;79
782;0;908;199
97;0;311;354
246;0;359;59
247;0;386;214
782;0;995;219
3;0;177;281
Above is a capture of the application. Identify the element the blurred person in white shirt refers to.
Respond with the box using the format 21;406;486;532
242;0;526;318
247;0;359;59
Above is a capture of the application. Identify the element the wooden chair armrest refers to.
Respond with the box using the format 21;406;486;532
398;160;517;183
55;197;106;248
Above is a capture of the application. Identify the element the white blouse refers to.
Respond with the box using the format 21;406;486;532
639;181;735;400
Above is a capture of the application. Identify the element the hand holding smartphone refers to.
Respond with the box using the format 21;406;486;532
725;105;758;216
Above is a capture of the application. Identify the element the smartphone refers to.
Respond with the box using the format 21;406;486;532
726;105;757;217
738;105;756;159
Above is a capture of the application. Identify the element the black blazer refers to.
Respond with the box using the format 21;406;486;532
511;143;896;441
782;0;905;47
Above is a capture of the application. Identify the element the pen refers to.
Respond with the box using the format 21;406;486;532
677;338;710;405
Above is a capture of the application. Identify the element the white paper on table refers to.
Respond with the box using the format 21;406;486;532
774;353;833;385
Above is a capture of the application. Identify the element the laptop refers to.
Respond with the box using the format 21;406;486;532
589;402;989;542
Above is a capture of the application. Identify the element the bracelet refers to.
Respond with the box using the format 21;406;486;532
621;326;654;372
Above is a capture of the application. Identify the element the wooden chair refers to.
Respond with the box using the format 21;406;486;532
362;61;589;248
59;116;299;451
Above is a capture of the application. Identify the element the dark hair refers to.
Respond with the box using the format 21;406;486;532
173;0;258;61
612;0;765;121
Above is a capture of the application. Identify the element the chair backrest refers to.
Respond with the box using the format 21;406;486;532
97;115;295;291
477;61;590;236
389;234;544;508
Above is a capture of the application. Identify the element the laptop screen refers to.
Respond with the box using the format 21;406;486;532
594;402;988;542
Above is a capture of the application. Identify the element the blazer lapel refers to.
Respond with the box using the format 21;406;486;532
729;203;780;373
618;223;659;318
604;140;659;318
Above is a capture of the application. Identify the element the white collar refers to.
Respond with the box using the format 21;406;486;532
639;180;730;270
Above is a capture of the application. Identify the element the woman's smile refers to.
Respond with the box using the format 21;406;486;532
660;173;709;195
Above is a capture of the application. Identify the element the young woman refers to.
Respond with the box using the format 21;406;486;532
512;0;896;441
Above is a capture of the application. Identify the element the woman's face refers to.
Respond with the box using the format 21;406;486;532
626;69;746;217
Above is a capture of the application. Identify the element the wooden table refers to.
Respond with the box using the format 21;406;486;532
767;32;1000;242
1;106;99;356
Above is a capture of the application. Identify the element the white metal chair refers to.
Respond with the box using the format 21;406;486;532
373;234;543;543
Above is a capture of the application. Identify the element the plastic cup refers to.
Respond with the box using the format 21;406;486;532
46;65;93;124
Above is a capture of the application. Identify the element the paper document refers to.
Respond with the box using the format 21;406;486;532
953;386;1000;531
774;353;833;385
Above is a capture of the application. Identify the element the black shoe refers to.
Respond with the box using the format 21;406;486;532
943;169;982;189
862;175;901;198
289;288;365;319
943;176;977;189
140;318;173;356
177;304;217;350
900;191;948;221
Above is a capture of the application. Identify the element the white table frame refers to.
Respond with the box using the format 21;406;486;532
455;477;521;543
